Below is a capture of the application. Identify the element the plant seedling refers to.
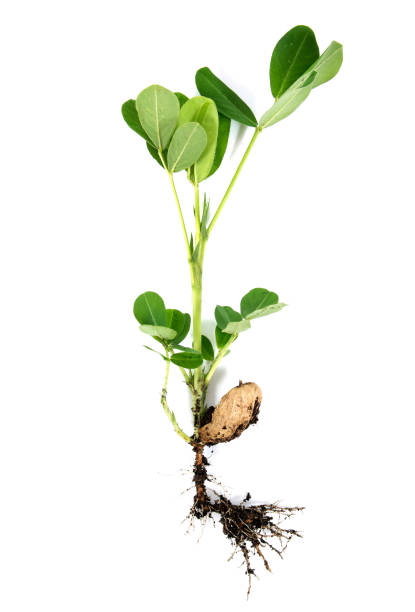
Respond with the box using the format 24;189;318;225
122;25;342;595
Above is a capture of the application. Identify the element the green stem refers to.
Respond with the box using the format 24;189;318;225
167;171;191;258
191;256;203;391
207;127;260;237
159;151;191;258
160;130;260;443
204;334;237;387
161;350;192;444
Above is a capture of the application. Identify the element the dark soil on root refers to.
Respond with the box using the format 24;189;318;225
190;446;304;597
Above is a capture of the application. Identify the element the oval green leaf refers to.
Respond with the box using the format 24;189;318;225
140;324;177;340
166;309;184;336
195;67;257;127
240;288;279;318
270;25;319;98
208;114;230;177
122;99;149;140
215;326;232;349
166;309;192;346
136;85;180;150
178;96;219;181
167;122;207;173
122;100;164;167
171;313;191;345
259;71;316;129
201;335;214;361
171;351;203;369
133;291;166;326
214;305;242;330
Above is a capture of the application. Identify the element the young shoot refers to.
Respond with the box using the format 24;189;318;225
122;25;342;595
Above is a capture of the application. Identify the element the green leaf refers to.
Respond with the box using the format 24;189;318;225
259;71;316;128
167;122;207;173
140;324;177;340
270;25;319;98
302;40;343;89
171;351;203;369
178;96;218;181
136;85;180;150
171;313;191;345
122;99;149;140
195;67;257;127
208;114;231;177
166;309;184;335
215;326;232;349
175;92;188;107
166;309;191;346
122;100;164;167
247;302;287;319
133;291;166;326
214;305;242;330
201;335;214;361
240;288;279;318
222;319;251;334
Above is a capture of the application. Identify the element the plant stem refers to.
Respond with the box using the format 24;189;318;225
191;252;204;393
207;127;260;237
161;130;261;442
161;350;192;444
167;171;191;258
205;334;237;386
194;180;200;243
159;151;191;258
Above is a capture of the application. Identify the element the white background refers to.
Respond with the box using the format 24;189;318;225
1;0;414;610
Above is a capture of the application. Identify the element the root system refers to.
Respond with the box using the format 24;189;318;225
190;444;303;597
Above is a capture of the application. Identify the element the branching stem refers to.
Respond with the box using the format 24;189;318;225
161;350;192;444
161;127;262;443
208;127;260;237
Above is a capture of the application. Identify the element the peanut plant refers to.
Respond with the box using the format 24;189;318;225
122;25;342;594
